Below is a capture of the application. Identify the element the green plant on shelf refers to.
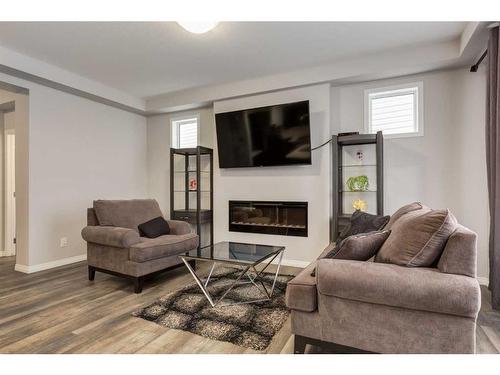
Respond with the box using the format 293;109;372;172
346;175;369;192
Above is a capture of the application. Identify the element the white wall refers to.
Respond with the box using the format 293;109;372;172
1;73;148;269
331;68;489;278
28;85;147;266
213;84;331;265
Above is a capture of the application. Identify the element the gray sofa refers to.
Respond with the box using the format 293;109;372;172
82;199;199;293
286;223;481;354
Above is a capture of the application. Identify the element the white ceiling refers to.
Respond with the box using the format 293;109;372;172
0;22;467;98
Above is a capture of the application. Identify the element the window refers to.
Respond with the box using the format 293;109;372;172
365;82;423;138
171;115;199;148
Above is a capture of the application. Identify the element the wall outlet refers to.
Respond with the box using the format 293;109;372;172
60;237;68;247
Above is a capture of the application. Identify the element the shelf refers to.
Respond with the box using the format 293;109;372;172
340;190;377;193
171;146;213;155
173;209;212;213
173;190;211;193
174;170;210;173
339;164;376;168
337;133;378;146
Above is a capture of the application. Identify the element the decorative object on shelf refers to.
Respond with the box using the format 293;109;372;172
338;131;360;137
346;175;369;191
352;199;367;211
189;178;197;191
332;131;384;242
170;146;213;249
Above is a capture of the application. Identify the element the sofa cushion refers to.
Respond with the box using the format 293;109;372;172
316;259;480;318
285;262;318;312
337;210;390;244
129;233;199;262
93;199;163;232
375;208;457;267
384;201;424;230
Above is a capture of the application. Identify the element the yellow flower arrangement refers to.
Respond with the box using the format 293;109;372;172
353;199;367;211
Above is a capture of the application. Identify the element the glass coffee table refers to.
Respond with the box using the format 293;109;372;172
179;241;285;307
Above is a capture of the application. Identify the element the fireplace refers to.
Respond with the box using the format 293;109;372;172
229;201;308;237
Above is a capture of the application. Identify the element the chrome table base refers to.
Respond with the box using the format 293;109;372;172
180;250;284;307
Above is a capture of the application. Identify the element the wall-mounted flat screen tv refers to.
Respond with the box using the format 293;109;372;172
215;100;311;168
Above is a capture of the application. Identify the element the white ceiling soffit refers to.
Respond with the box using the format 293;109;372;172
0;45;145;111
146;22;489;114
0;22;488;115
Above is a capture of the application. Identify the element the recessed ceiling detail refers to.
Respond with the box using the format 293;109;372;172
0;22;467;98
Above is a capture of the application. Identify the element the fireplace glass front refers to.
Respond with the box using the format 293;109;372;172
229;201;308;237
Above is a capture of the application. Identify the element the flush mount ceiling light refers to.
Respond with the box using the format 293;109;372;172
177;21;219;34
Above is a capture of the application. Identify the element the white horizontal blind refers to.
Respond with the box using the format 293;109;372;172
173;118;198;148
368;86;418;135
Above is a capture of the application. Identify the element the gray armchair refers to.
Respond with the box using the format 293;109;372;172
82;199;199;293
286;224;481;354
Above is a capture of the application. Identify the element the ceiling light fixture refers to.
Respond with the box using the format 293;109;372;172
177;21;219;34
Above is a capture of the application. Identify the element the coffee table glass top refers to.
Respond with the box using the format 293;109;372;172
183;241;284;264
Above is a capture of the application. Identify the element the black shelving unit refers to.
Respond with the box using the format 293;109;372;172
331;131;384;242
170;146;213;249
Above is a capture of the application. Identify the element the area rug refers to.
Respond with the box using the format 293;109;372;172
132;267;293;350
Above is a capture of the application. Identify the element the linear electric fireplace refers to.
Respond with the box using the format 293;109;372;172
229;200;308;237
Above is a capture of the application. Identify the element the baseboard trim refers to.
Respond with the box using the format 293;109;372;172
15;254;87;274
477;276;489;286
274;258;310;268
0;250;15;257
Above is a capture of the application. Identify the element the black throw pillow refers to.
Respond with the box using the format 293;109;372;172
336;210;390;244
310;230;391;277
138;216;170;238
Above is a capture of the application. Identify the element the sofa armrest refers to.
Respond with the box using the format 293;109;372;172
82;226;140;248
167;220;192;235
316;259;480;318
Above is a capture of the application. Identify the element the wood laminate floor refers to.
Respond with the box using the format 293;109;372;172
1;255;500;354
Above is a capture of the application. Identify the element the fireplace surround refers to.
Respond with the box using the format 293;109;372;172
229;200;308;237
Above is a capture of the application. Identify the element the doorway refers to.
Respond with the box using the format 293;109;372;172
0;81;28;270
4;128;15;256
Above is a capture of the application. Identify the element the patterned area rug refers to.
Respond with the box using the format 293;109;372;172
133;267;292;350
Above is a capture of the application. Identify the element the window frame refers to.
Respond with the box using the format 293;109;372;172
364;82;424;139
170;114;200;148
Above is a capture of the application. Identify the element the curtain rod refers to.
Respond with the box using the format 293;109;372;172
470;50;488;72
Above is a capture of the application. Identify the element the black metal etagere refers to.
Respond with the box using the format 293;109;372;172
331;131;384;242
170;146;213;249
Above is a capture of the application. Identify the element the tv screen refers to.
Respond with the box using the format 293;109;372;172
215;100;311;168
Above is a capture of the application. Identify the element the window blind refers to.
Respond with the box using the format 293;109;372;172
369;87;417;135
175;118;198;148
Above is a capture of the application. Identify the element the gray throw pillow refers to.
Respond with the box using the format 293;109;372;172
375;208;457;267
337;210;390;244
384;202;424;230
311;230;391;276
